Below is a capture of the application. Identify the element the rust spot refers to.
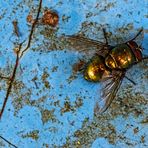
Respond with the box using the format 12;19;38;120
27;14;34;24
42;10;59;27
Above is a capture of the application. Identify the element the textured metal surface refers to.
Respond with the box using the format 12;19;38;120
0;0;148;147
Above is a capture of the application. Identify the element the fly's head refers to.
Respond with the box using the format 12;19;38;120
127;40;143;62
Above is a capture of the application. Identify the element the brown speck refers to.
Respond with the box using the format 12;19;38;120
62;14;71;22
41;109;56;124
60;98;75;114
22;130;39;140
140;117;148;124
51;66;58;72
61;101;73;114
43;143;49;148
74;130;83;138
41;69;50;89
66;75;77;84
75;97;83;108
27;14;34;23
133;127;139;134
141;135;145;143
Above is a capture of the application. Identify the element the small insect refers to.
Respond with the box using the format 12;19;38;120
62;28;148;113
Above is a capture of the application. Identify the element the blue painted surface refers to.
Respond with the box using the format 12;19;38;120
0;0;148;147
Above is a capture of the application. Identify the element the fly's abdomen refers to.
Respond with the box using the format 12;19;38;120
105;44;136;69
84;55;110;82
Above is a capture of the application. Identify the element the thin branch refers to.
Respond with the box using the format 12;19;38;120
0;44;21;119
0;75;10;80
20;0;42;58
0;0;42;119
130;28;143;41
0;136;18;148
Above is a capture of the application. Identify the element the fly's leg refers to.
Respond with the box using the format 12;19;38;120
72;59;86;73
99;28;111;57
126;56;148;85
130;28;143;41
124;75;136;85
130;55;148;68
136;55;148;63
102;28;109;45
142;56;148;60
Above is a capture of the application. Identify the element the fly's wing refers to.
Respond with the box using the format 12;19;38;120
60;35;109;57
94;71;125;114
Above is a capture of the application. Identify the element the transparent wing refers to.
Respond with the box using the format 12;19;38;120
94;71;125;114
60;35;109;56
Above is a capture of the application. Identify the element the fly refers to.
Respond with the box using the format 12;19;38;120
61;28;148;113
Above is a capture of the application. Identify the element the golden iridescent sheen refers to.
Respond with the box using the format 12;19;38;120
105;44;135;69
84;55;109;82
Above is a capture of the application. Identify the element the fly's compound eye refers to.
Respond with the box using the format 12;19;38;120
127;41;138;48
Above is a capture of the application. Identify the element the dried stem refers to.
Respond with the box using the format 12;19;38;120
20;0;42;58
0;44;21;119
0;0;42;119
0;75;10;80
0;136;18;148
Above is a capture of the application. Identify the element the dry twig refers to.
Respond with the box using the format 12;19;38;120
0;0;42;119
0;136;18;148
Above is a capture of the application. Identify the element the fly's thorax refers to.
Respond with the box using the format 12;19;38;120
84;55;110;82
105;44;136;69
